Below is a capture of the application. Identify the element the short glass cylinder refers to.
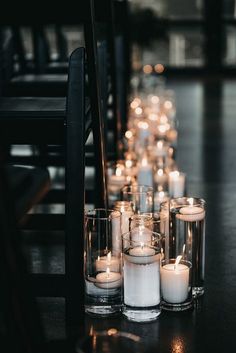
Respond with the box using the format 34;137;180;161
121;231;162;322
160;259;193;311
121;184;154;214
169;197;206;297
84;208;122;316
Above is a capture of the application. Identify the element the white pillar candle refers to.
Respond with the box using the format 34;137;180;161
124;248;161;307
95;252;120;272
111;210;122;255
137;157;153;187
161;262;190;303
176;205;205;222
168;171;185;198
95;268;121;289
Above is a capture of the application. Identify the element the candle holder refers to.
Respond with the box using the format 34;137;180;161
113;200;134;236
160;259;193;311
168;170;186;198
121;230;162;322
121;184;154;214
169;197;206;297
84;208;122;316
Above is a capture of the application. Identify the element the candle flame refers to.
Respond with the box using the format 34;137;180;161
187;197;194;206
107;252;111;262
140;242;144;250
171;170;180;178
135;107;143;115
125;130;133;139
125;159;133;168
89;325;94;336
138;121;149;130
157;168;163;176
106;267;110;277
141;157;148;167
115;167;122;177
164;100;173;109
97;255;100;261
151;95;159;104
157;140;163;149
175;255;182;269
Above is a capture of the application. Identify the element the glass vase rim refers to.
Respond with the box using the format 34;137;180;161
85;208;121;220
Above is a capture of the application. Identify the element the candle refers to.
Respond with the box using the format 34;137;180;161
124;247;161;307
154;168;168;186
127;244;160;264
95;252;120;272
111;210;122;255
95;268;121;289
108;166;126;194
137;120;150;143
176;204;205;222
154;190;169;212
168;171;185;198
161;260;190;304
137;157;153;187
114;201;134;235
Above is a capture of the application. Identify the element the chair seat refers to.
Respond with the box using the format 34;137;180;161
3;74;68;97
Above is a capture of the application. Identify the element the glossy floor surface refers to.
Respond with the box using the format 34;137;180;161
22;75;236;352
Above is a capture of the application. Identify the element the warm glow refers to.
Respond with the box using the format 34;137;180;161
158;124;168;134
188;197;194;206
125;130;133;139
89;326;94;336
170;171;180;178
154;63;165;73
106;267;110;276
164;100;173;110
115;167;122;177
138;121;149;130
135;107;143;115
157;169;164;176
107;252;111;261
130;98;141;109
151;95;159;104
157;140;163;149
159;191;165;198
107;328;118;336
148;113;158;121
141;157;148;167
160;114;168;124
125;159;133;168
143;64;153;74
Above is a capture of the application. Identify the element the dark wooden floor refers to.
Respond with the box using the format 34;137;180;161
22;75;236;352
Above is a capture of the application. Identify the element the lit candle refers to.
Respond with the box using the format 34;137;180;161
154;168;168;186
137;120;150;143
154;190;169;211
176;198;205;222
95;252;120;272
108;165;126;194
168;171;185;198
137;157;153;187
95;268;121;289
128;243;160;264
160;256;190;304
124;245;161;307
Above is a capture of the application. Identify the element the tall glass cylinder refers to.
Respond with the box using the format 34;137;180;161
84;208;122;316
121;184;154;214
121;230;162;322
168;197;206;297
